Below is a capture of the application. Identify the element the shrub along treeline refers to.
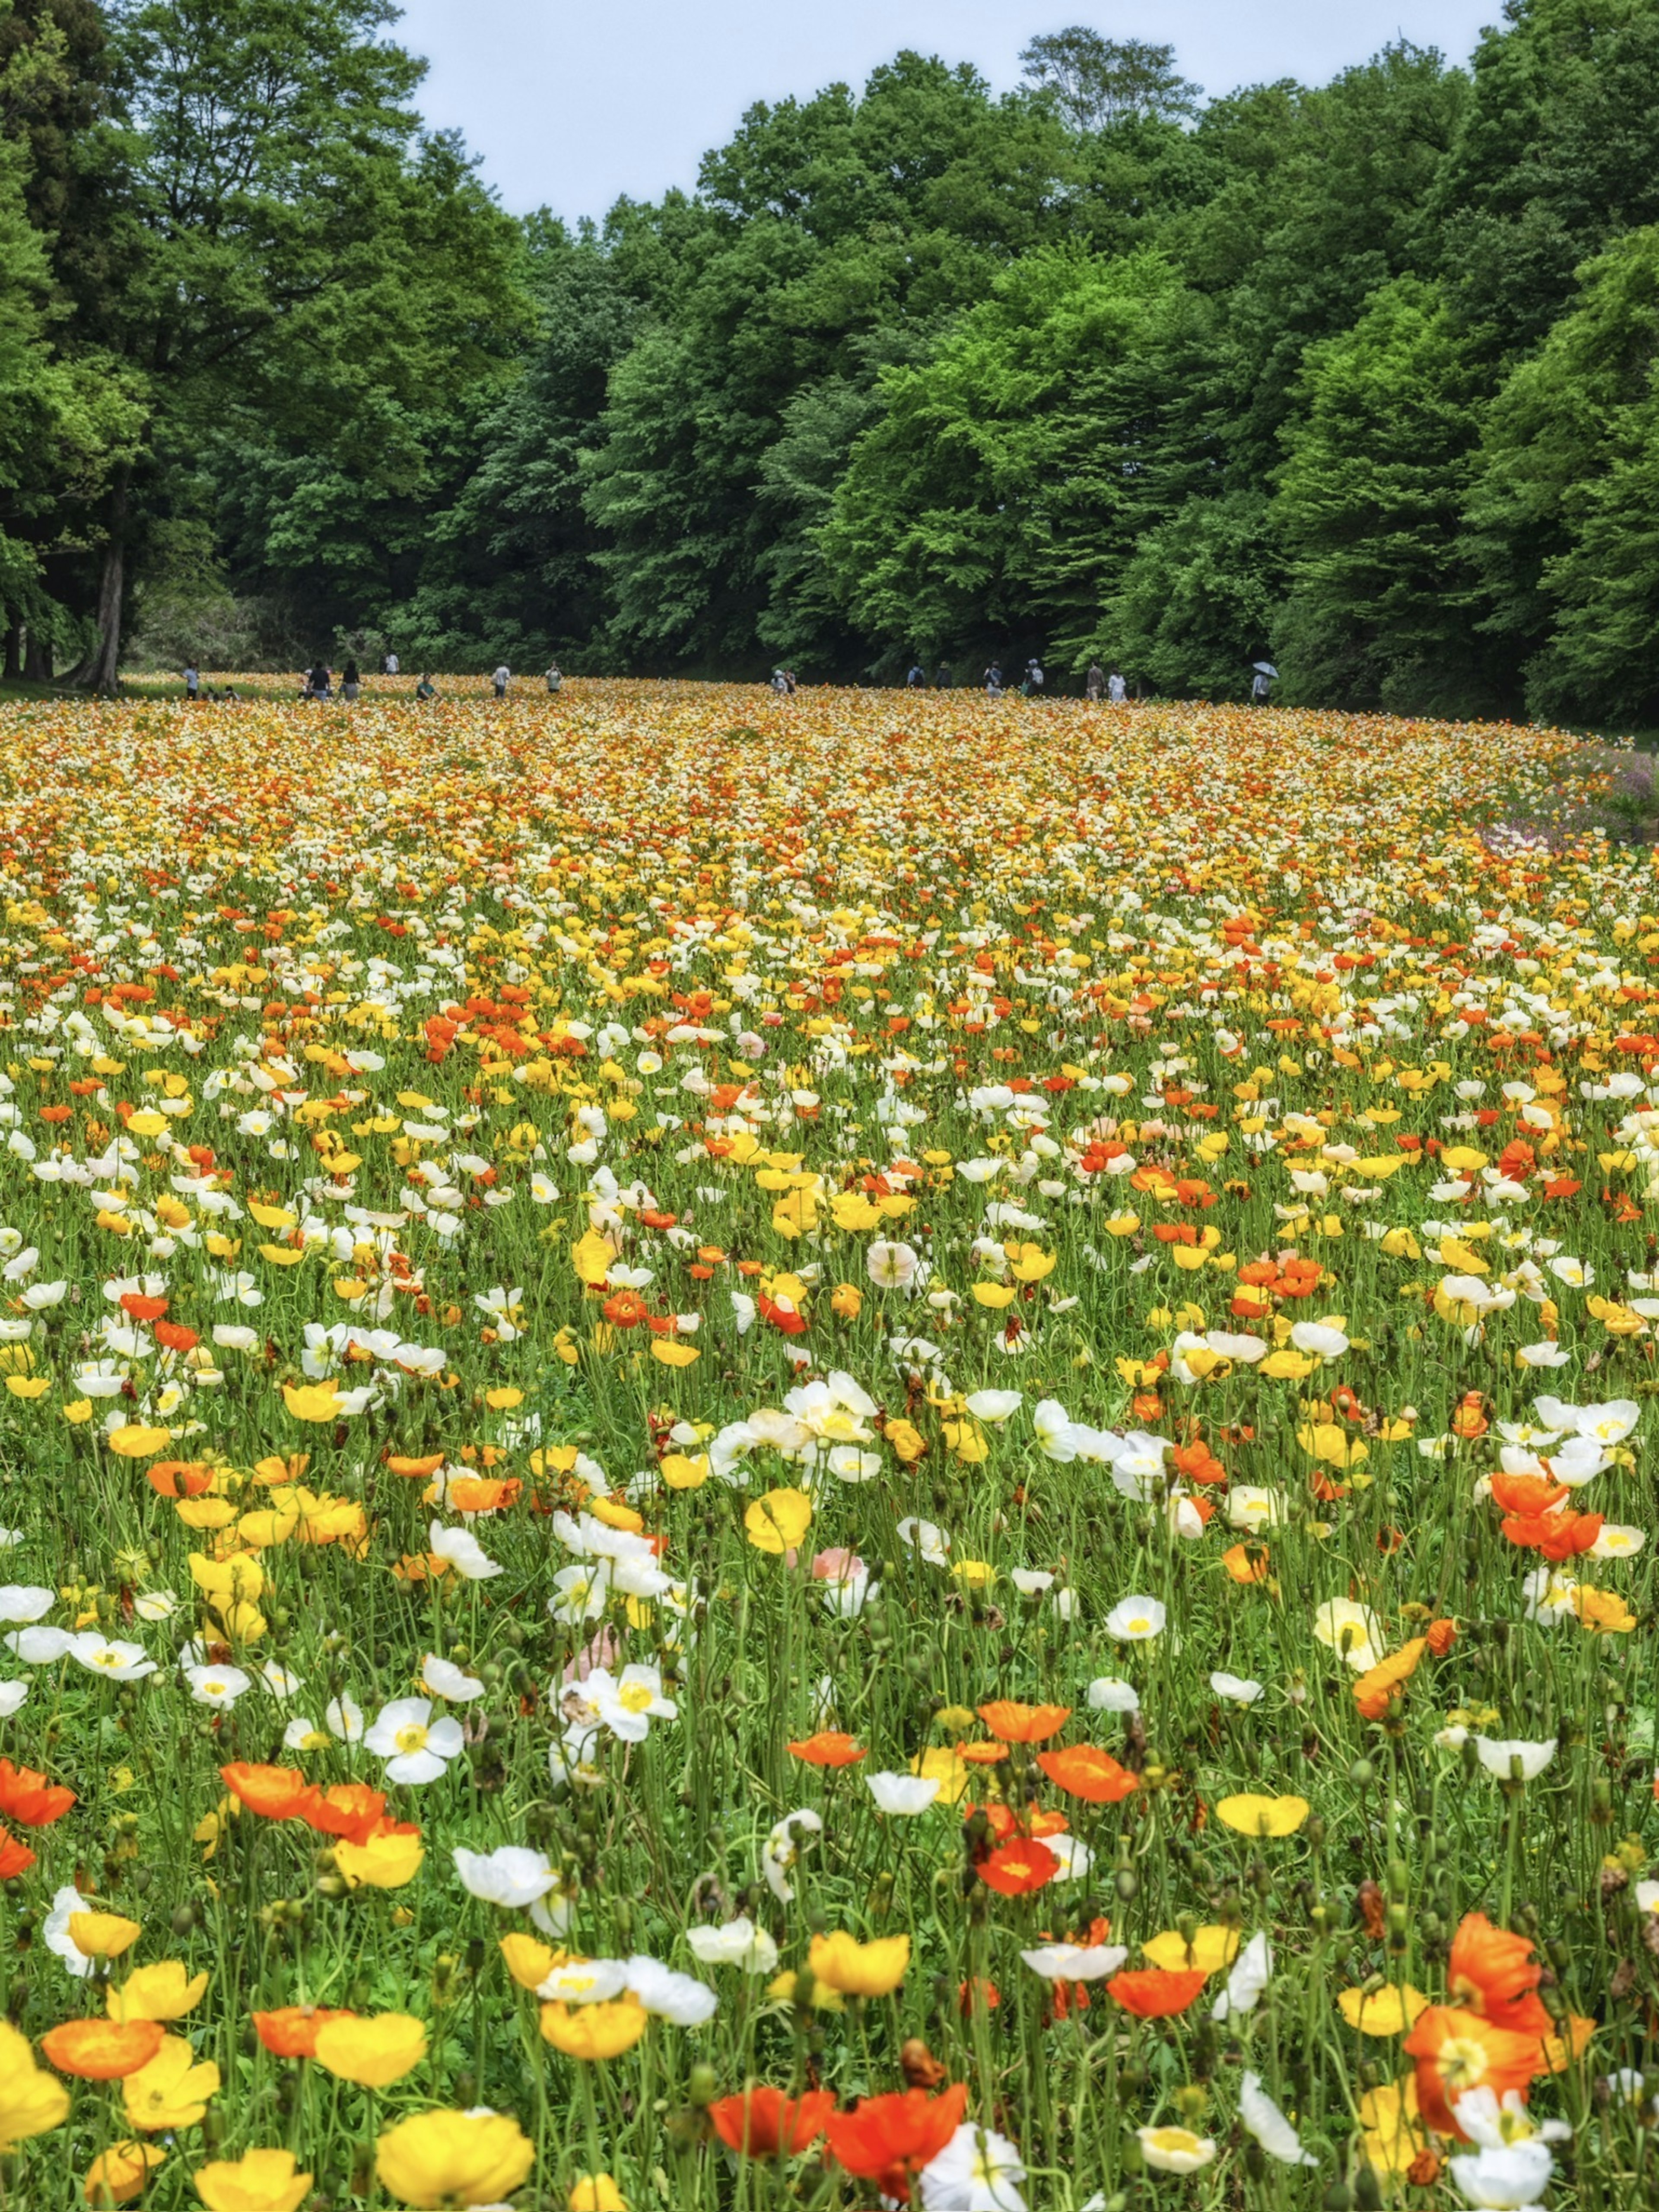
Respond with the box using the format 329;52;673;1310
9;0;1659;719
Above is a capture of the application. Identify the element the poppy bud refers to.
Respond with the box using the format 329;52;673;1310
687;2062;718;2107
1348;1758;1374;1789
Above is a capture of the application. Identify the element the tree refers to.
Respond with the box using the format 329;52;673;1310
59;0;524;688
582;51;1079;672
1432;0;1659;352
1273;276;1498;714
1094;492;1282;697
1467;223;1659;724
1020;25;1199;132
817;248;1206;667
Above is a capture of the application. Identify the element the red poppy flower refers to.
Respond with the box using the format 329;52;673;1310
787;1732;865;1769
708;2085;835;2157
757;1294;808;1335
977;1837;1060;1896
1106;1967;1208;2018
1036;1745;1138;1804
119;1293;168;1322
153;1320;199;1352
0;1758;75;1827
826;2085;969;2201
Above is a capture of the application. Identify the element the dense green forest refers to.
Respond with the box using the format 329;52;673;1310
7;0;1659;717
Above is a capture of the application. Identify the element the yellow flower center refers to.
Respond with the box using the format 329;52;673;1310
1437;2035;1491;2091
394;1723;429;1754
617;1682;655;1713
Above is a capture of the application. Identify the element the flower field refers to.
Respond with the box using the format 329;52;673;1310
0;683;1655;2211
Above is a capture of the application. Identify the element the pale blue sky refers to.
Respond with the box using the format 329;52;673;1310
394;0;1503;219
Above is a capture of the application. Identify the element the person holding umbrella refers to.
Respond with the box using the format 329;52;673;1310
1250;661;1277;704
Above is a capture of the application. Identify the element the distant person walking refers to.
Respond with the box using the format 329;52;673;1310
308;660;332;700
934;662;952;689
1023;657;1045;696
416;673;435;699
385;650;399;676
906;661;926;688
1250;662;1276;705
341;658;360;702
1086;661;1105;701
1108;670;1127;705
182;662;200;702
545;662;563;694
493;663;510;699
984;661;1004;696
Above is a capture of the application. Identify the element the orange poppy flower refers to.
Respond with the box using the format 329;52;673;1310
253;2005;356;2059
0;1758;75;1827
787;1732;866;1769
1402;2004;1541;2138
601;1290;649;1328
303;1782;390;1847
957;1741;1008;1766
1221;1542;1271;1585
1503;1510;1602;1561
219;1763;320;1823
146;1460;215;1499
977;1700;1071;1745
118;1294;168;1323
1489;1473;1569;1517
1035;1745;1139;1804
0;1824;35;1880
976;1837;1059;1896
1446;1915;1551;2036
1353;1637;1427;1723
1106;1967;1208;2018
385;1452;445;1479
1171;1439;1226;1485
41;2018;166;2079
153;1321;199;1353
825;2085;969;2199
1425;1616;1458;1657
445;1476;520;1514
708;2085;835;2157
966;1802;1071;1843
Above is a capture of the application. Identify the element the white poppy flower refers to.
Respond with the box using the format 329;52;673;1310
866;1771;940;1815
453;1845;558;1908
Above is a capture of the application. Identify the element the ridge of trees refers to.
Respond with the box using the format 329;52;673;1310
6;1;1659;721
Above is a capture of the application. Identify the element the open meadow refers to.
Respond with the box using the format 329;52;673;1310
0;683;1652;2211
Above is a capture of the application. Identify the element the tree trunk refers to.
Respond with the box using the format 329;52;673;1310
3;617;19;681
66;467;128;693
22;625;50;681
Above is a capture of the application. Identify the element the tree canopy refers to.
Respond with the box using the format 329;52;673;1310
7;0;1659;721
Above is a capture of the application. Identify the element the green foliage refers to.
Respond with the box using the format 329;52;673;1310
1274;277;1499;715
1469;224;1659;725
9;3;1659;716
819;248;1205;666
1094;492;1282;699
1019;23;1200;132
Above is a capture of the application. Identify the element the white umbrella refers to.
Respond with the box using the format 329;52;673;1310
1252;662;1278;677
